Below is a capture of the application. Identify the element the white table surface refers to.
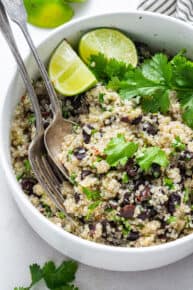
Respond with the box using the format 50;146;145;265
1;1;193;289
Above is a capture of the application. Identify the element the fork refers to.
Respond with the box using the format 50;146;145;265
2;0;75;182
0;1;77;226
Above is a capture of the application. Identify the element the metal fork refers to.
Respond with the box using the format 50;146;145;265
2;0;75;182
0;1;77;226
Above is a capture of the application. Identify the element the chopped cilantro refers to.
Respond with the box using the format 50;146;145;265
67;150;73;161
122;172;129;183
62;108;70;118
90;52;193;129
164;178;174;189
82;187;101;201
24;159;31;173
16;172;24;181
136;146;169;172
28;114;36;125
86;201;101;220
166;216;177;224
104;134;138;167
14;260;78;290
70;172;77;185
183;188;193;204
91;128;98;135
172;136;186;151
57;211;66;219
98;93;105;104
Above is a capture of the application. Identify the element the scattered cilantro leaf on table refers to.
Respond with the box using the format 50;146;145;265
104;134;138;167
136;146;169;172
14;260;79;290
89;51;193;129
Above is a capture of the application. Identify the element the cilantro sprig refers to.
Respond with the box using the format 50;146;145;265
136;147;169;172
14;260;78;290
104;134;138;167
90;51;193;129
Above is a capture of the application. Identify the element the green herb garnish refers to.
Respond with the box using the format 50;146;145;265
98;93;105;104
172;136;186;151
104;134;138;167
122;172;129;183
164;177;174;189
136;146;169;172
82;187;101;201
90;52;193;129
166;216;177;224
70;172;77;185
28;114;36;125
24;159;31;173
14;260;78;290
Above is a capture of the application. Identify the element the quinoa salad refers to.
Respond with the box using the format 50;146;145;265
11;42;193;248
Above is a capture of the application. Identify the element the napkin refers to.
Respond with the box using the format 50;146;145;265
138;0;193;23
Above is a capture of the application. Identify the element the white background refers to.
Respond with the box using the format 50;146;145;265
1;0;193;289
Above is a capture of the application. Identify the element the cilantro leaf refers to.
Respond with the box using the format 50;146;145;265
82;187;101;201
29;264;43;287
90;53;128;83
171;54;193;89
136;146;169;172
43;260;78;289
90;51;193;129
141;53;172;84
172;136;186;151
104;134;138;167
14;260;79;290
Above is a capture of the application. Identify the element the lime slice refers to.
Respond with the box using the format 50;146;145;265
24;0;74;28
49;40;97;96
79;28;138;67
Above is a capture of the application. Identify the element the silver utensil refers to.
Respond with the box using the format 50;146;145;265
2;0;75;182
0;1;77;225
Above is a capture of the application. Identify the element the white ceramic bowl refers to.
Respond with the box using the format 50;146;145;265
1;11;193;272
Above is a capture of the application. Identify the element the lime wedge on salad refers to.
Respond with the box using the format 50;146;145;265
49;40;97;96
24;0;74;28
79;28;138;67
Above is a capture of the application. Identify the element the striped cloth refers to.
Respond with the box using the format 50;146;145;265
138;0;193;23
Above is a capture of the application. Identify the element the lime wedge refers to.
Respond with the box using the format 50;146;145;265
24;0;74;28
79;28;138;67
49;40;97;96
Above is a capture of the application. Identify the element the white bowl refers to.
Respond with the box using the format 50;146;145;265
1;11;193;272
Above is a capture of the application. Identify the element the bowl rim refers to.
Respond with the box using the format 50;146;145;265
2;10;193;254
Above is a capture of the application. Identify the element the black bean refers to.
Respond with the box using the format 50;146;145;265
123;193;130;204
179;150;193;161
131;115;143;125
21;177;37;195
167;193;181;214
151;163;161;178
81;170;92;180
74;192;80;203
142;122;158;135
73;147;87;160
120;204;135;218
88;223;96;231
120;116;130;123
137;212;148;220
136;185;150;202
127;230;140;241
147;207;157;219
82;125;93;144
133;177;146;190
125;158;139;177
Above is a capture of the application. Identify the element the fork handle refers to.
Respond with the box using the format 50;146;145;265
0;2;43;132
19;21;62;116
